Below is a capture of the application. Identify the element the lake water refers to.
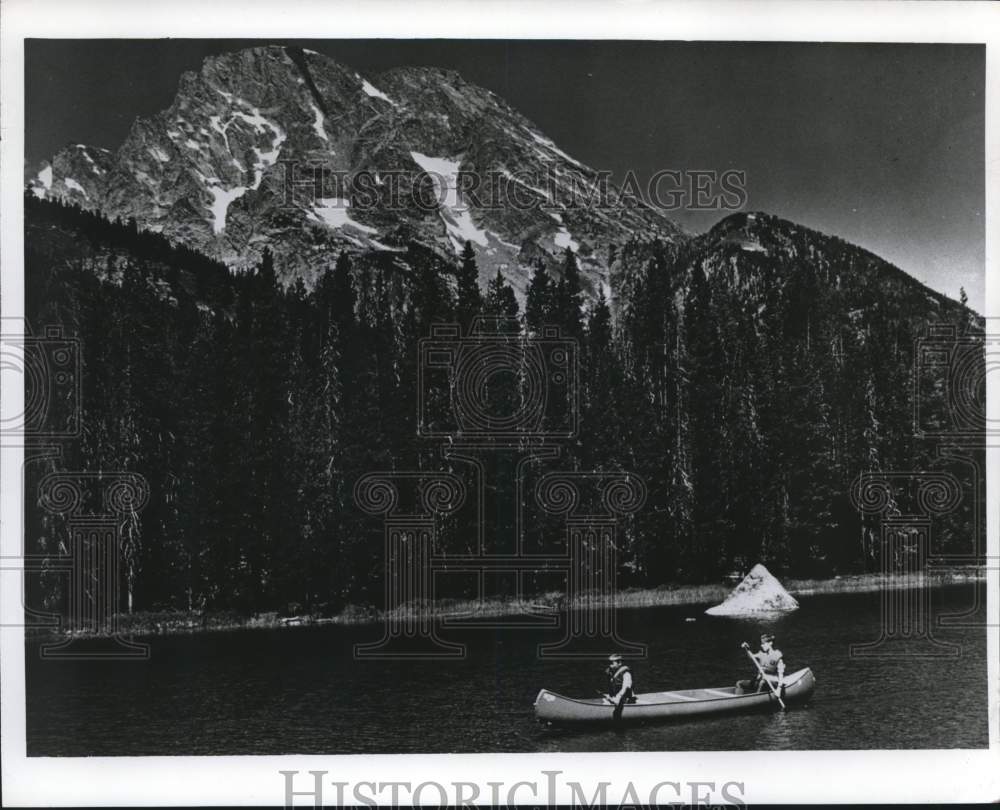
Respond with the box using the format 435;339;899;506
26;584;989;754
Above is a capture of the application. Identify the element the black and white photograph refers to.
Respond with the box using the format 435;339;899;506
1;0;998;805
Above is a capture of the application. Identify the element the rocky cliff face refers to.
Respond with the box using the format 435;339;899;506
28;143;113;206
28;45;683;296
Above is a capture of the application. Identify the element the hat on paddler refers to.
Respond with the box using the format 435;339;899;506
608;653;623;663
760;633;775;643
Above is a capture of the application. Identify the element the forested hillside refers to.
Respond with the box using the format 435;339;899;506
25;195;983;616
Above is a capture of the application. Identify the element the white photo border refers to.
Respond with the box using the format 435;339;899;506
2;0;997;804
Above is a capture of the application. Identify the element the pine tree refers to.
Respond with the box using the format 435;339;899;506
580;290;614;469
525;260;553;334
456;241;483;330
484;269;520;321
554;248;584;340
331;251;357;332
684;258;733;576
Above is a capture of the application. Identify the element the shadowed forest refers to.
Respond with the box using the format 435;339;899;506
24;195;984;618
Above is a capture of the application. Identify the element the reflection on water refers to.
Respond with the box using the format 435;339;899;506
752;709;793;750
26;584;989;755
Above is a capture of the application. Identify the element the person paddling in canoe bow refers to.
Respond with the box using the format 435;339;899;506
736;633;786;695
605;653;637;721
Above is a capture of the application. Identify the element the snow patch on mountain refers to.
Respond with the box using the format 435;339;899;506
206;182;249;234
368;237;405;252
409;151;462;206
64;178;89;198
232;105;281;139
361;79;395;105
410;151;489;253
248;148;274;187
441;209;489;253
209;115;231;150
487;230;521;251
212;101;287;178
309;101;328;142
244;117;287;187
77;145;105;174
202;120;286;234
529;129;586;169
500;167;550;202
309;198;379;234
31;165;53;199
554;227;580;252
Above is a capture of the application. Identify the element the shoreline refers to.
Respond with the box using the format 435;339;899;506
27;567;985;640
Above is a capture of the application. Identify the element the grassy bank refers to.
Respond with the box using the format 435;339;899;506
31;567;985;640
783;568;984;596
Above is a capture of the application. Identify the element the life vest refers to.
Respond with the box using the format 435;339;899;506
609;664;632;694
756;648;783;675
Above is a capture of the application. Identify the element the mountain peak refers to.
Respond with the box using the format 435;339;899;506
27;44;683;294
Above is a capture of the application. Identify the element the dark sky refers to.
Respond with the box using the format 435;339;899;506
26;40;984;309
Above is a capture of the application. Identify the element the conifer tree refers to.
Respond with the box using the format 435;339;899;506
554;248;584;340
580;290;615;469
484;268;520;321
525;259;553;334
456;241;483;330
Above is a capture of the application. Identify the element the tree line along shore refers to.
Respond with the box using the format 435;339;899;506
24;567;984;640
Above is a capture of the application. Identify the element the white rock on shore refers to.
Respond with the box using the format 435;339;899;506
705;563;799;616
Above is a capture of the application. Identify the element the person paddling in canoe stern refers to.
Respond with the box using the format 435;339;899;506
605;653;636;721
737;633;786;695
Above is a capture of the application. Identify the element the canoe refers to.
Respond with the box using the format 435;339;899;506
534;666;816;725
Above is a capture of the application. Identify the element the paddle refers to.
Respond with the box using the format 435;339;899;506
599;689;629;723
741;642;786;710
